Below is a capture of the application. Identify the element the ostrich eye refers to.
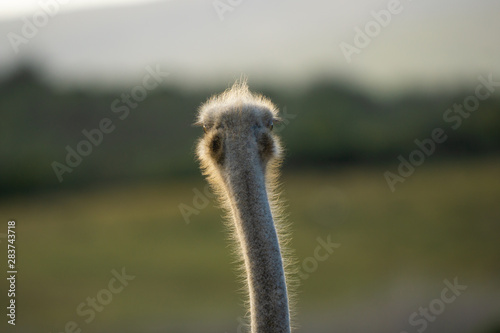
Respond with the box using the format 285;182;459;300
269;121;273;131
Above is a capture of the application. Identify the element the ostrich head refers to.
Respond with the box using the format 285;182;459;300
195;80;283;186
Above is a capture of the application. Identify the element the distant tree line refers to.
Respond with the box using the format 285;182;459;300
1;67;499;195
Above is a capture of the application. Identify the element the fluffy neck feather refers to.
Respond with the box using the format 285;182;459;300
223;162;290;333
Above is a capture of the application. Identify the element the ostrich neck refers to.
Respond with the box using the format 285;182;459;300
223;165;290;333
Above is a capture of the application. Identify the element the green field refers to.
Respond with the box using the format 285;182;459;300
1;158;499;333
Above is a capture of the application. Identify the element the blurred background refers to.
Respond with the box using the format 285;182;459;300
1;0;499;332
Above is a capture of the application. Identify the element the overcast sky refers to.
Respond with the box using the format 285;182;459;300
0;0;499;95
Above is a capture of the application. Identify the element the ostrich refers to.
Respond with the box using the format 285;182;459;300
195;79;295;333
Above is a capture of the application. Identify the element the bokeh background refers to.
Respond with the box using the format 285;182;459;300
1;0;499;332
